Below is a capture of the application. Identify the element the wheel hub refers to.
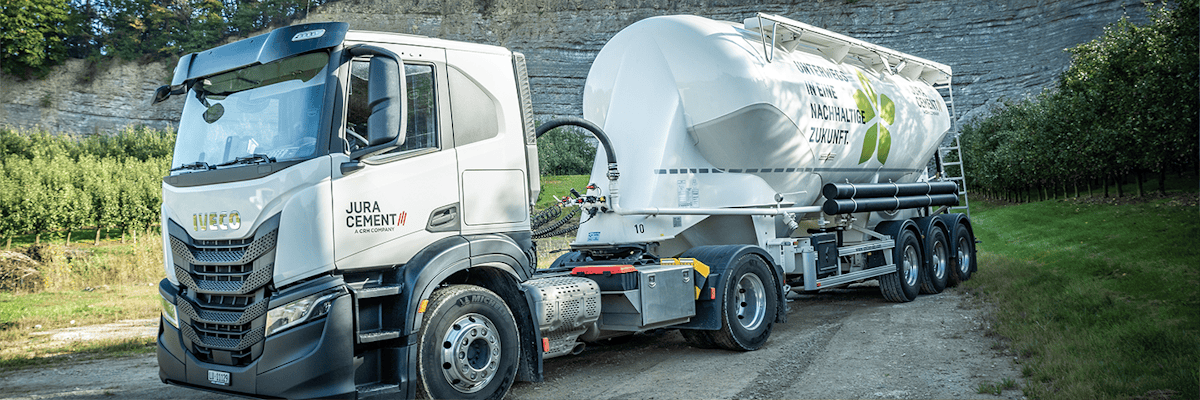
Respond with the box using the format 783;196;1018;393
958;237;971;275
735;272;767;331
439;313;501;393
903;244;920;287
932;240;947;280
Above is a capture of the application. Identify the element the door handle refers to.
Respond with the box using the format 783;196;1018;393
426;203;460;233
430;209;456;226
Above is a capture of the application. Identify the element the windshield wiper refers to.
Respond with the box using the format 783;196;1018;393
215;153;276;168
170;161;215;172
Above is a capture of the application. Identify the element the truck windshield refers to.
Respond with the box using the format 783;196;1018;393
171;51;330;171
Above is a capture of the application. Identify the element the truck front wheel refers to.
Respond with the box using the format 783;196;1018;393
416;285;519;400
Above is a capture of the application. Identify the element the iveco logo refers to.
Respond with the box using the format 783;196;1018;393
193;211;242;231
291;29;325;42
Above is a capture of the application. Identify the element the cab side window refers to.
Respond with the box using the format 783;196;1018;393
400;64;436;152
345;60;372;149
345;60;438;154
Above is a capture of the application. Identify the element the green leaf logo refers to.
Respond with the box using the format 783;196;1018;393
854;71;894;164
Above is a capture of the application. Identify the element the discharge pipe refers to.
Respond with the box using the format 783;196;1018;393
822;181;959;200
822;193;960;215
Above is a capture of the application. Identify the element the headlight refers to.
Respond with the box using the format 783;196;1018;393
160;294;179;328
265;291;339;337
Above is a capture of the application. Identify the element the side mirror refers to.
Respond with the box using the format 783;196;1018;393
151;84;186;105
345;44;407;160
367;56;403;146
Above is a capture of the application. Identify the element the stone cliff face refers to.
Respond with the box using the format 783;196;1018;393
0;59;181;135
0;0;1145;135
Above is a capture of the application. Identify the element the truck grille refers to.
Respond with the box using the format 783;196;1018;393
169;217;278;367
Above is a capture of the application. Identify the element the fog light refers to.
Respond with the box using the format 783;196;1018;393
160;294;179;328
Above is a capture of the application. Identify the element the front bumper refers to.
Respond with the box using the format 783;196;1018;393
158;281;358;399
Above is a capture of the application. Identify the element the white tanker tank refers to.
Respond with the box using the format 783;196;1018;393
569;13;955;254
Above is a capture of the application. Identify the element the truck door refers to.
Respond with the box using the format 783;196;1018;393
331;45;459;269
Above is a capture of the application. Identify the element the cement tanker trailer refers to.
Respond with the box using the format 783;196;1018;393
151;12;975;399
543;12;977;348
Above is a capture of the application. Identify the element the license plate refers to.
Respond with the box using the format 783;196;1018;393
208;370;231;386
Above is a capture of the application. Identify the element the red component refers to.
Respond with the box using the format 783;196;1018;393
587;184;598;189
570;265;638;276
710;287;716;300
542;337;549;352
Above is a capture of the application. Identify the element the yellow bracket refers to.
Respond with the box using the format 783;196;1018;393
661;258;712;299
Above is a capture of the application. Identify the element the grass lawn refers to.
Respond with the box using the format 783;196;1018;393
535;174;591;210
0;284;160;371
965;193;1198;399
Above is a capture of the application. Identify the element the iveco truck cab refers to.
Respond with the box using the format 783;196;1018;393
154;22;544;398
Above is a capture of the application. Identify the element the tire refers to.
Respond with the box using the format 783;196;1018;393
880;228;922;302
679;329;717;349
947;223;977;287
416;285;519;400
710;254;778;351
919;227;950;294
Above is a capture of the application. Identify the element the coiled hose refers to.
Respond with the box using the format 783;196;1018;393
532;208;581;239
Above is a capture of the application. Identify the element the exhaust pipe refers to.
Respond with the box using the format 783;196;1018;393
571;342;586;355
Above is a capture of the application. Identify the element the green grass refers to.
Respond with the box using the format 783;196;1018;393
965;193;1199;400
0;284;160;370
0;337;156;372
977;378;1020;395
535;174;591;210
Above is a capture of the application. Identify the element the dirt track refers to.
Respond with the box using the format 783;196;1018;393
0;285;1023;400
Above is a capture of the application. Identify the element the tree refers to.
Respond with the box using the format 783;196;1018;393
964;0;1198;200
0;0;73;78
537;127;597;176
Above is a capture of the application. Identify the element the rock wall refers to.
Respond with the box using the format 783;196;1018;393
0;0;1146;135
0;59;181;135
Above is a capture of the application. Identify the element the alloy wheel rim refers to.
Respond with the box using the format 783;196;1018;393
439;313;501;393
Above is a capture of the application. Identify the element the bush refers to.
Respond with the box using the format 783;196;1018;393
537;126;597;176
0;127;173;242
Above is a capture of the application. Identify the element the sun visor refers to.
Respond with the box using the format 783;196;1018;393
171;22;349;86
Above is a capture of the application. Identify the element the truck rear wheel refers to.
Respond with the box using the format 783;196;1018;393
880;228;922;302
947;223;977;286
919;227;950;294
416;285;518;400
679;329;717;349
710;254;777;351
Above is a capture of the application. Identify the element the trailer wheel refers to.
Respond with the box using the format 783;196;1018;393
947;223;977;286
880;228;921;302
416;285;518;400
710;254;777;351
919;228;950;294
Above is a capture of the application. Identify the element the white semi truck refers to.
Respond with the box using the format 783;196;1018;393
152;13;976;399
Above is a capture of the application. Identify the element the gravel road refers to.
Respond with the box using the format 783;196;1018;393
0;285;1023;400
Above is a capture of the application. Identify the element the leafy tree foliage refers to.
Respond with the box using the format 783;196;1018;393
962;1;1198;201
0;0;73;78
537;126;597;176
3;0;328;78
